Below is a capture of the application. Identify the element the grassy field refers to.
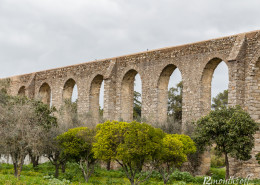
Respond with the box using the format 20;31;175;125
0;162;259;185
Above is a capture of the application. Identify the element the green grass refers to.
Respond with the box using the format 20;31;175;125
0;163;259;185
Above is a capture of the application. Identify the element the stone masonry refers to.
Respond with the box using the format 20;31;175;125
1;30;260;178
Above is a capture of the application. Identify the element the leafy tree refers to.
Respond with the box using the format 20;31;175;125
42;100;79;177
212;90;228;110
93;121;164;185
133;91;142;120
0;91;57;179
42;126;68;178
57;127;96;182
153;134;196;184
194;106;259;179
168;81;182;121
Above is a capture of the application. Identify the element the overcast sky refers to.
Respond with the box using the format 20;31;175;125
0;0;259;105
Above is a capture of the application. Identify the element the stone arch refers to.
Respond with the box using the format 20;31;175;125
157;64;182;124
39;83;51;106
200;57;229;114
89;74;104;123
120;69;140;122
18;86;26;96
63;78;77;101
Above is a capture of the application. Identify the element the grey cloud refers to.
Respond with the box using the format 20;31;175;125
0;0;259;99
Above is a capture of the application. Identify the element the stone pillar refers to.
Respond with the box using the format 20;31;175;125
51;80;64;112
103;60;117;121
229;58;260;178
103;77;117;121
141;79;158;125
228;60;245;107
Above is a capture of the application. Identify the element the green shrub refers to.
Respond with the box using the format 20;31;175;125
88;179;103;184
211;154;225;168
211;148;225;168
210;167;226;180
171;170;195;183
149;170;162;180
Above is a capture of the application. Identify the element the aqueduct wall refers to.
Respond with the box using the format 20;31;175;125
1;30;260;178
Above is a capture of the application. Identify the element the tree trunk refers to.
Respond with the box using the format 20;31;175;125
13;162;18;177
61;162;66;173
225;152;229;179
32;156;39;168
17;163;22;179
130;178;134;185
11;152;20;178
106;160;111;171
17;155;25;180
79;159;89;182
55;164;60;178
28;150;39;168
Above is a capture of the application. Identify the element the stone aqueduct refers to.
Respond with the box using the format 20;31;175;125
1;30;260;178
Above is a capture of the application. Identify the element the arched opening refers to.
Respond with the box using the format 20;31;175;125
63;78;77;102
134;74;142;121
89;75;104;123
201;58;229;170
39;83;51;106
61;78;78;127
167;68;182;133
18;86;26;96
211;62;229;109
71;84;78;103
200;58;229;113
120;69;141;122
157;64;182;130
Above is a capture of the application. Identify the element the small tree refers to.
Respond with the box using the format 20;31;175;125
168;81;182;121
57;127;96;182
153;134;196;184
42;103;80;177
42;126;67;178
93;121;164;185
211;90;228;110
133;91;142;120
194;106;259;179
0;92;57;179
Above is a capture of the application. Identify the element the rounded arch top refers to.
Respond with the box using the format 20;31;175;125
120;67;144;85
18;86;26;96
199;57;229;114
89;74;105;123
63;78;77;100
156;64;183;123
39;82;51;90
122;69;139;82
200;57;229;85
120;69;142;122
64;78;76;88
39;82;51;105
157;64;182;89
90;74;104;86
